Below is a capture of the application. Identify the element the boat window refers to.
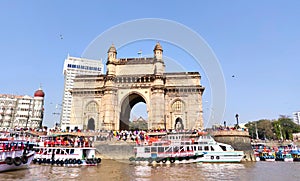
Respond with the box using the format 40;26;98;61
180;146;184;152
210;146;214;151
145;147;150;153
204;146;209;151
56;149;61;154
165;147;173;153
219;145;227;151
151;147;157;152
187;146;190;151
158;147;164;153
66;149;70;154
173;146;179;152
70;149;74;154
194;146;197;151
198;146;202;151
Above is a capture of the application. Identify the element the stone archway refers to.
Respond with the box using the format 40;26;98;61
120;93;146;130
87;118;95;130
175;117;184;130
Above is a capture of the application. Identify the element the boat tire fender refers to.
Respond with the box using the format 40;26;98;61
21;156;28;164
211;156;214;160
97;158;101;163
77;159;83;164
64;159;69;164
32;158;37;164
5;157;13;165
13;157;22;166
216;156;220;160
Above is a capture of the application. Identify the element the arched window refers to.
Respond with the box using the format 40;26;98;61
86;102;98;112
172;100;184;112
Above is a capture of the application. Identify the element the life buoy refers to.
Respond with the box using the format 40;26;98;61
21;156;28;164
5;157;13;165
13;157;22;166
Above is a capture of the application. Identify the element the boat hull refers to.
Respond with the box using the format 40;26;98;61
0;152;35;172
198;151;244;163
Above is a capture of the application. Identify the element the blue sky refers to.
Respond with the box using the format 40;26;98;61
1;1;300;128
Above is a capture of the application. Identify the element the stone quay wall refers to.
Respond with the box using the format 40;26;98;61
210;130;256;162
95;141;135;160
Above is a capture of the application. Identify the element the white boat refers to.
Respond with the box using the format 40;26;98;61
130;132;244;164
0;138;35;172
32;134;101;166
32;146;101;166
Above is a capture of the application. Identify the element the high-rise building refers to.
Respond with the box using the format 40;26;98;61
293;111;300;125
61;55;103;130
0;88;45;129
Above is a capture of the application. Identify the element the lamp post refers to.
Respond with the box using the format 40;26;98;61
235;114;239;128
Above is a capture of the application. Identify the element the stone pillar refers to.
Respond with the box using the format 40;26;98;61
150;88;165;130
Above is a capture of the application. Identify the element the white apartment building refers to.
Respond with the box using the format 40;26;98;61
293;111;300;125
0;88;45;129
61;55;103;130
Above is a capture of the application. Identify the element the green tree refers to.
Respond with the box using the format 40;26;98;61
246;115;300;140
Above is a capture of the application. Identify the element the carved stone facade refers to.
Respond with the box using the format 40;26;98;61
70;43;205;131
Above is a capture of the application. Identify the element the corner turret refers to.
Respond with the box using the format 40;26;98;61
153;42;163;61
106;44;117;75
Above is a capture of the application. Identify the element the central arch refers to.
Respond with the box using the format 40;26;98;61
87;118;95;130
120;93;147;130
175;117;184;130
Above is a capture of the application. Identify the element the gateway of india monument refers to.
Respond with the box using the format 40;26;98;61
70;42;205;131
